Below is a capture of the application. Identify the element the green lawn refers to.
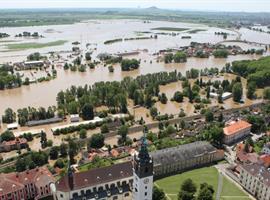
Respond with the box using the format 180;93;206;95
155;167;250;200
5;40;67;50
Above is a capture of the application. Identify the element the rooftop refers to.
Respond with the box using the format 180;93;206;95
56;161;133;192
0;167;54;196
150;141;218;166
223;120;252;136
241;163;270;187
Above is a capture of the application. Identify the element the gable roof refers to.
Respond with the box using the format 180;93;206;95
56;161;133;192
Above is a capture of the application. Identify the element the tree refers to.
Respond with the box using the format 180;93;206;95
60;143;68;157
159;93;168;104
232;82;243;102
218;113;223;122
2;108;16;124
173;51;187;63
85;52;92;61
247;82;256;99
204;110;214;122
150;107;158;119
247;115;266;133
201;125;224;148
197;183;214;200
172;91;184;103
40;131;47;149
81;103;94;120
153;186;166;200
54;158;65;168
164;53;173;63
101;124;109;134
49;146;59;160
0;130;15;142
79;129;87;139
88;133;105;149
117;125;128;145
121;59;140;71
68;140;78;164
178;179;197;200
263;87;270;100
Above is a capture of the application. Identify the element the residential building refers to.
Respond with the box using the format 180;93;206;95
223;120;252;145
151;141;224;177
210;92;232;101
262;142;270;155
0;137;28;153
0;167;55;200
239;163;270;200
7;122;18;130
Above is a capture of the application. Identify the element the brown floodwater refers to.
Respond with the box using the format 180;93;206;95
0;19;269;115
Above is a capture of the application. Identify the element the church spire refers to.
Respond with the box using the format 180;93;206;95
138;128;150;164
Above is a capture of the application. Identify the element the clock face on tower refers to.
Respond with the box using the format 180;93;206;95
144;178;149;184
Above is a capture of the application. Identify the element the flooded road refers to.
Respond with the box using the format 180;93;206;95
0;20;269;115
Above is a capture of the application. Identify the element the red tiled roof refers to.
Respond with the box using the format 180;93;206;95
260;155;270;168
223;120;251;136
0;167;54;196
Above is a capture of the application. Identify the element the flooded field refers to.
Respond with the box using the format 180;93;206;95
0;20;269;115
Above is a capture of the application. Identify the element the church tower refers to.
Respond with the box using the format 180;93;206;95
133;131;153;200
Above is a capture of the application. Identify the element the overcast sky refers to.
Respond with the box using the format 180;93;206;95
1;0;270;12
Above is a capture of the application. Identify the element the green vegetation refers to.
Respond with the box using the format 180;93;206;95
231;56;270;88
213;49;229;58
5;40;67;50
187;29;207;34
0;65;22;90
78;157;113;172
151;27;189;32
164;51;187;64
104;38;123;44
155;167;250;200
121;58;140;71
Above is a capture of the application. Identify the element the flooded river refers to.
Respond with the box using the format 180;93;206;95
0;20;269;115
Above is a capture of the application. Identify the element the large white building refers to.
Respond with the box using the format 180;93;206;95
239;163;270;200
53;135;153;200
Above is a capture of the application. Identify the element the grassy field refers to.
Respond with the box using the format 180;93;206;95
5;40;67;50
155;167;250;200
151;27;189;32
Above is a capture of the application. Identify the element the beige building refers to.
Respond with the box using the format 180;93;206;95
239;163;270;200
151;141;224;177
223;120;252;145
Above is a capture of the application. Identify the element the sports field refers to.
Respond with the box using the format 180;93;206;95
155;167;251;200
